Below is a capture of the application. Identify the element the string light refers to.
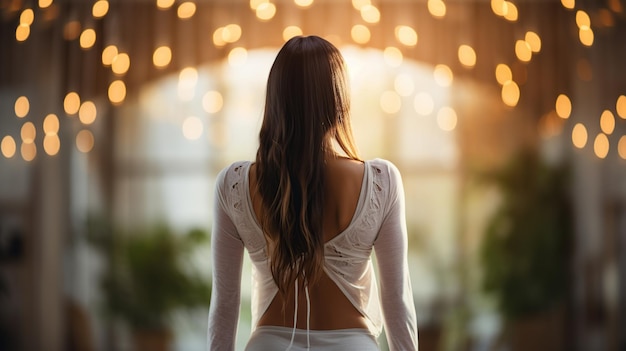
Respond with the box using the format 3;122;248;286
572;123;588;148
15;96;30;117
1;136;17;158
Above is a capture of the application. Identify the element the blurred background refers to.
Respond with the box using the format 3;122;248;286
0;0;625;350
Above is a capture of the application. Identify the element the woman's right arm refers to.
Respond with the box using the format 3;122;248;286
207;169;245;351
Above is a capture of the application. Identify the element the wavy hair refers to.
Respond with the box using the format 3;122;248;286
254;36;360;296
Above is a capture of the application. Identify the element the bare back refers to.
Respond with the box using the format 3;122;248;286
249;156;368;330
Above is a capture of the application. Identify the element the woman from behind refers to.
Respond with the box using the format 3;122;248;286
207;35;418;350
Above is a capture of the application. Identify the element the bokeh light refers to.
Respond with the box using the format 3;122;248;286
594;133;609;158
395;26;418;47
427;0;446;18
600;110;615;134
15;96;30;118
414;92;434;116
80;28;96;49
458;45;476;67
256;2;276;21
1;136;17;158
501;80;520;107
433;64;453;87
108;80;126;104
111;53;130;75
76;129;95;153
43;114;60;135
360;5;381;23
495;63;512;85
20;9;34;25
21;142;36;161
157;0;175;10
618;136;626;159
437;106;457;131
153;46;172;68
102;45;118;66
351;25;371;44
617;95;626;118
43;134;60;156
555;94;572;119
92;0;109;18
202;91;224;114
182;116;204;140
572;123;588;148
64;92;81;115
177;2;196;19
228;47;248;66
383;46;403;67
394;74;415;97
21;122;36;144
283;26;303;41
79;101;97;125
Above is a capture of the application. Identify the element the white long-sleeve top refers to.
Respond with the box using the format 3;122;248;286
207;159;418;350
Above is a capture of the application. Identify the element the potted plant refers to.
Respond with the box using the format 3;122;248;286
478;150;572;351
87;219;211;351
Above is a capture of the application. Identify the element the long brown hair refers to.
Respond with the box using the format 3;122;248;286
255;36;360;296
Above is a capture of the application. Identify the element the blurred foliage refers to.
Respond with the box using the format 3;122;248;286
86;216;211;331
478;150;572;321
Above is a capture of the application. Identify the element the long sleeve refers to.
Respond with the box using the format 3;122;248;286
207;169;245;351
374;162;418;351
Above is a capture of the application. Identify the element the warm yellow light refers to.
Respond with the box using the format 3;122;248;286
212;27;226;47
64;92;81;115
351;25;371;44
561;0;574;9
594;133;609;158
491;0;507;16
427;0;446;18
222;24;242;43
525;31;541;52
617;95;626;119
43;114;59;135
294;0;313;8
501;81;520;107
228;47;248;66
108;80;126;105
102;45;118;66
16;24;30;42
1;136;17;158
39;0;53;8
495;63;512;85
15;96;30;118
80;28;96;49
572;123;587;148
177;2;196;19
76;130;95;153
383;47;403;67
433;64;453;87
414;92;434;116
63;21;81;40
380;91;401;114
352;0;371;10
555;94;572;119
576;11;591;28
395;26;418;47
21;142;36;161
182;116;204;140
21;122;36;144
458;45;476;67
153;46;172;68
618;136;626;159
256;2;276;21
360;5;380;23
43;135;60;156
437;106;457;131
283;26;303;41
394;74;414;97
157;0;175;9
92;0;109;18
178;67;198;101
515;40;532;62
579;27;594;46
503;1;518;21
600;110;615;134
250;0;269;10
20;9;34;25
79;101;97;125
202;91;224;114
112;53;130;75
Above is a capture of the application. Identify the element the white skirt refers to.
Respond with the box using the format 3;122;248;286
245;326;379;351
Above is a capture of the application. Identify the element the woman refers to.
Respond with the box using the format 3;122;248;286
207;35;418;350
